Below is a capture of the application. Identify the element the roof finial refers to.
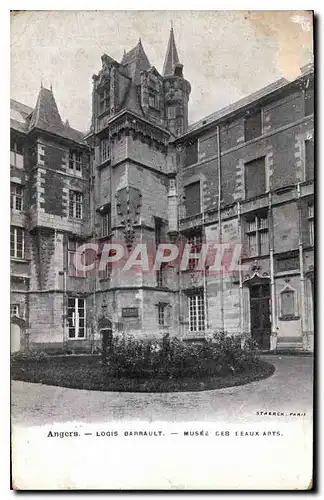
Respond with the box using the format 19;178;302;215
50;82;53;91
41;77;43;89
170;20;173;30
138;37;142;44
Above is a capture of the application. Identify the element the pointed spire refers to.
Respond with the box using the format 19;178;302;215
29;84;62;132
162;25;180;77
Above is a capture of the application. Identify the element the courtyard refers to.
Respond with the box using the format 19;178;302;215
11;355;313;426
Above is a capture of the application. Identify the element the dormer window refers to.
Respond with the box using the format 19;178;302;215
148;92;159;110
99;88;110;114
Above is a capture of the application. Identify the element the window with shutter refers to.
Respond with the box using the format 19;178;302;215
305;139;314;181
304;88;314;117
245;157;266;199
184;140;198;167
185;182;201;217
244;110;262;142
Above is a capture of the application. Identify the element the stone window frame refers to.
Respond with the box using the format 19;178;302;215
308;201;314;247
10;226;25;259
98;86;110;115
69;190;83;220
68;149;82;177
244;155;267;200
183;138;199;168
187;289;205;333
244;210;269;258
67;296;87;339
10;137;24;169
279;285;299;321
304;132;314;182
244;108;263;143
99;138;110;164
10;182;24;212
184;179;202;217
157;303;166;327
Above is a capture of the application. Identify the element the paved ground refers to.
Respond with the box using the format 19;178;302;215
11;355;313;426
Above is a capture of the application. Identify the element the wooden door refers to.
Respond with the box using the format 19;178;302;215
250;283;271;349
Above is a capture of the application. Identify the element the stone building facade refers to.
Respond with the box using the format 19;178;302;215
10;29;314;353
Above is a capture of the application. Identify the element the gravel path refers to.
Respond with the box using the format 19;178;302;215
11;355;313;426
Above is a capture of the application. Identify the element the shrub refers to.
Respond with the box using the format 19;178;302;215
11;350;48;363
103;333;259;379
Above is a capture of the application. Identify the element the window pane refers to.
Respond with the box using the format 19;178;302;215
259;231;269;255
248;233;257;256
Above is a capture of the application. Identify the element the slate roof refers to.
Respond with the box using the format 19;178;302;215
121;39;150;85
162;27;180;77
11;87;86;146
187;64;314;135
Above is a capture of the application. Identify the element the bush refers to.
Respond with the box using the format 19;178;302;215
11;350;48;363
103;333;259;379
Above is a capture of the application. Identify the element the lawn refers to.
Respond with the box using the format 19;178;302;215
11;355;275;393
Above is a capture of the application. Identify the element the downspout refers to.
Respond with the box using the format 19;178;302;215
90;141;97;353
216;125;224;332
237;201;244;337
269;191;277;351
297;182;307;350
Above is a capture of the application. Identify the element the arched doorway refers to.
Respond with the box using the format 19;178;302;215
98;317;113;361
10;316;26;353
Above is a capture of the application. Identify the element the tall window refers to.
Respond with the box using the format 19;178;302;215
308;203;314;246
304;88;314;117
101;209;111;237
167;106;176;119
100;138;110;163
99;88;110;114
184;140;198;167
158;304;166;326
244;110;262;142
10;138;24;168
187;231;203;270
154;218;162;248
10;226;25;259
188;291;205;332
246;213;269;257
69;150;82;175
156;267;166;288
148;92;159;109
68;239;87;277
184;181;201;217
69;191;83;219
67;297;86;339
10;183;23;211
245;157;266;199
305;138;314;181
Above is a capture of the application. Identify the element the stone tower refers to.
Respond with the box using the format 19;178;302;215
162;26;191;137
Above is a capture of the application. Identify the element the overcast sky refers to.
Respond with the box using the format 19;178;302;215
10;10;313;132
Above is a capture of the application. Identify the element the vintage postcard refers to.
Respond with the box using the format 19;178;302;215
10;9;314;490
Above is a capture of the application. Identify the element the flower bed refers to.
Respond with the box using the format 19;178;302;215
11;333;275;392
